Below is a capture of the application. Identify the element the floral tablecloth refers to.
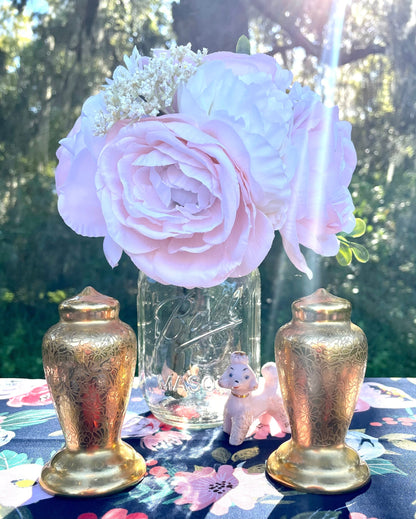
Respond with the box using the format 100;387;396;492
1;377;416;519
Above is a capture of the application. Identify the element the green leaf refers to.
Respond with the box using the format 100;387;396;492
367;457;407;476
236;35;250;55
349;218;367;238
1;409;57;431
0;450;29;470
0;506;34;519
351;243;370;263
336;240;352;266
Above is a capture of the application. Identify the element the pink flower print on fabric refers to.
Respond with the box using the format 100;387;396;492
349;513;379;519
173;465;282;515
0;379;43;400
356;381;416;411
145;458;170;479
7;383;52;407
149;465;169;479
77;510;148;519
209;467;283;516
121;414;160;438
173;465;238;512
140;429;191;451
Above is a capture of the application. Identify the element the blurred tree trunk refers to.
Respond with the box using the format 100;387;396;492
172;0;249;52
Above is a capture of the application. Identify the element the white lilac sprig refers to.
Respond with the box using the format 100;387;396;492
94;44;207;135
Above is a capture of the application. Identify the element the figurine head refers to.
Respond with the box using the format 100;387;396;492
218;351;258;394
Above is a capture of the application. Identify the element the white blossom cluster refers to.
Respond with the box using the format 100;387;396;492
94;44;207;134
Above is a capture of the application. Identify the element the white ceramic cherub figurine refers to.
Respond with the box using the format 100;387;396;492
218;351;290;446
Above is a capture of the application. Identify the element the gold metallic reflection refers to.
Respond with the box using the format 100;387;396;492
266;440;370;494
266;289;370;494
40;287;145;496
39;441;146;497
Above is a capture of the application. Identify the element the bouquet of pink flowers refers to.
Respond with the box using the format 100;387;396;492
55;44;357;288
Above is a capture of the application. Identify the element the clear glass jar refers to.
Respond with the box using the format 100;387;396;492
137;269;261;429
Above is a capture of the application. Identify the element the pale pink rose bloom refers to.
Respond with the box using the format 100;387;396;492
280;84;357;277
94;114;274;288
173;465;238;511
177;56;294;229
55;93;126;239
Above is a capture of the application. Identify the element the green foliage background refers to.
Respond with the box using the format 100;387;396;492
1;0;416;378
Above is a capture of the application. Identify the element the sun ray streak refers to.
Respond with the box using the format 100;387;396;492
304;0;348;292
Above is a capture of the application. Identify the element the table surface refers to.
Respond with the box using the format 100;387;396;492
0;377;416;519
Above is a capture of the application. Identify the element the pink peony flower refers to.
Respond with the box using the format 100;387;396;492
55;47;360;284
59;112;274;288
55;93;126;240
280;83;357;277
178;56;294;229
205;51;293;90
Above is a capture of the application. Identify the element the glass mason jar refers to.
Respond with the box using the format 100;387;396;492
137;269;261;429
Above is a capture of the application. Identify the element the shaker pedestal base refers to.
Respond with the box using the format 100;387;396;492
266;439;370;494
39;440;146;497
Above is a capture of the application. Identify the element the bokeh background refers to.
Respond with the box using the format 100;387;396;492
1;0;415;378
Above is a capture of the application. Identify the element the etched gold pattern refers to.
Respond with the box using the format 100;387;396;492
40;287;145;497
266;289;370;494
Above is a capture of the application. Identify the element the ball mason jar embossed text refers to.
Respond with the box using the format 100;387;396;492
137;270;261;428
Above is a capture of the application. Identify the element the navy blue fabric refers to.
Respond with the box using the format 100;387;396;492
0;378;415;519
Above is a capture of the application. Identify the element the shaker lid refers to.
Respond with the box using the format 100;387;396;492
292;288;351;322
59;286;119;322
